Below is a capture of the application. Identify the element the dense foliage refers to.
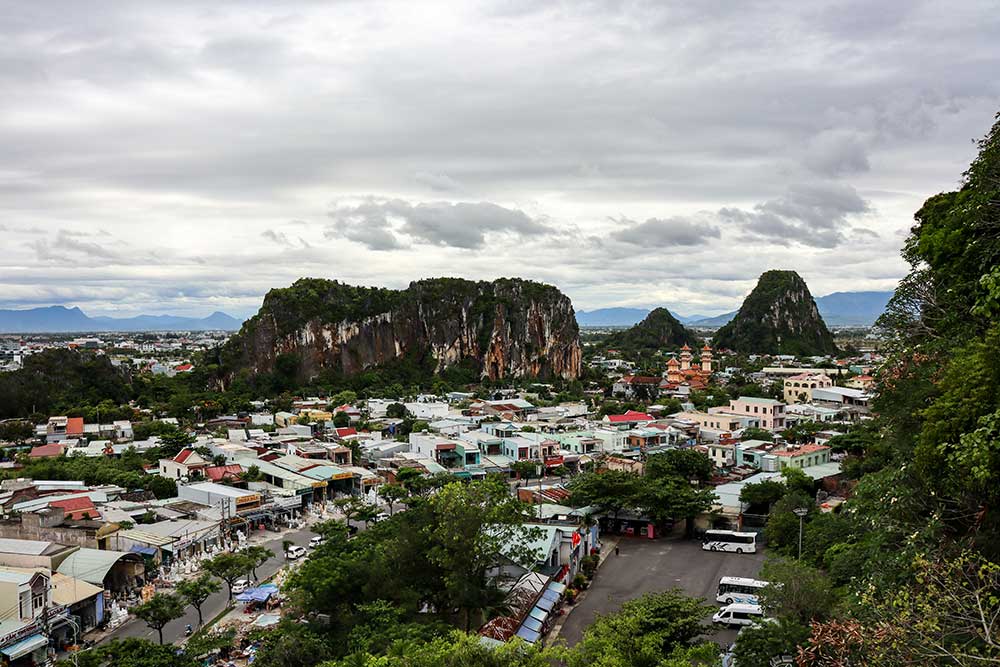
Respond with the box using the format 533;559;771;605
602;308;700;357
567;450;717;536
0;349;132;418
713;270;837;356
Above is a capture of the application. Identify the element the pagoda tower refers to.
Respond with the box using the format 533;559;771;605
679;344;692;370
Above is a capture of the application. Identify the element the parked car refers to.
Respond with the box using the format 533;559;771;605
286;545;307;560
232;579;251;594
309;536;324;548
712;602;765;628
374;512;391;523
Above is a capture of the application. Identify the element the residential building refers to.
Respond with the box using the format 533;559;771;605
783;373;833;404
725;397;786;430
158;448;210;480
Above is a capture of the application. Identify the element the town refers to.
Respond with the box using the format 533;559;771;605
0;311;878;666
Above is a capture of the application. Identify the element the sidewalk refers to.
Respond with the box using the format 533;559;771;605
546;534;621;645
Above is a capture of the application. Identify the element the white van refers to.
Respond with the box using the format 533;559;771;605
286;545;307;560
712;602;765;627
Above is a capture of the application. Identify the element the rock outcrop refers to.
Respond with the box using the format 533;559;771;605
604;308;700;354
712;270;838;355
219;277;582;383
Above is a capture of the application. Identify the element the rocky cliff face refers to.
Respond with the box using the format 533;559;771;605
220;277;582;383
712;270;838;356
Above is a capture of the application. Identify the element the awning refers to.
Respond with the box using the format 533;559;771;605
514;626;540;643
236;584;279;603
520;617;543;632
541;589;560;603
546;581;567;594
129;545;157;556
1;634;47;659
534;595;555;612
528;606;548;623
451;471;472;479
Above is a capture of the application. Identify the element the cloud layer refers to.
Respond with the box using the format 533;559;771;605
0;0;998;317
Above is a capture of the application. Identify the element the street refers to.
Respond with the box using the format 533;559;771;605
556;537;766;647
99;528;317;646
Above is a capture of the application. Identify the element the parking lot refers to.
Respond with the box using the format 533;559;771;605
556;536;766;647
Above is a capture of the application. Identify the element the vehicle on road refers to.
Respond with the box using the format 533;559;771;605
232;579;251;594
286;545;307;560
716;576;768;605
374;512;390;523
712;602;765;627
701;529;757;554
309;536;323;548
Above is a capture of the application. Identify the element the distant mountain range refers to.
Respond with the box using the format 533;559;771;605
577;290;893;328
0;306;244;333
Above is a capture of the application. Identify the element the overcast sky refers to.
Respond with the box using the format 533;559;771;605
2;1;999;319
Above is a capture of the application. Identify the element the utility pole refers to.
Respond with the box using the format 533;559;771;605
792;507;809;559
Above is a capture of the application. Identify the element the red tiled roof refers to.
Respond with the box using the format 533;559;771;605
29;443;66;458
334;427;357;437
66;417;84;435
620;375;660;384
773;444;830;457
49;496;100;521
606;410;654;423
174;363;194;372
173;448;196;464
205;464;243;482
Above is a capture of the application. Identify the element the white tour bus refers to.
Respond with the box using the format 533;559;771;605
701;529;757;554
716;576;768;605
712;602;765;627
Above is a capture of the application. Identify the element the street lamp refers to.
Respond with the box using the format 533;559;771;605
792;507;809;559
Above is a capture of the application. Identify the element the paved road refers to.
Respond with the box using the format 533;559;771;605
557;537;766;648
100;528;317;646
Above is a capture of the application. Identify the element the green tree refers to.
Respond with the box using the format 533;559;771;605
241;545;275;580
567;470;642;520
176;573;220;627
321;631;557;667
332;411;351;427
335;496;379;531
763;492;813;555
378;484;408;515
240;464;264;482
424;476;539;631
568;590;715;667
740;427;774;442
74;638;196;667
646;449;714;482
739;479;786;510
758;558;838;625
133;592;185;645
254;622;331;667
731;618;810;667
204;552;254;600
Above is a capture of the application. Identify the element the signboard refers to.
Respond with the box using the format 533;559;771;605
236;493;261;507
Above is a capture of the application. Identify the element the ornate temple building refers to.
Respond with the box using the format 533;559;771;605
664;343;714;390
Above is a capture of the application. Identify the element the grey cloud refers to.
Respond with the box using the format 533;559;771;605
327;199;550;251
802;129;871;177
414;171;461;192
720;183;871;248
610;216;721;247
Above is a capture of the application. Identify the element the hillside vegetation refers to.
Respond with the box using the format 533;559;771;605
713;270;837;355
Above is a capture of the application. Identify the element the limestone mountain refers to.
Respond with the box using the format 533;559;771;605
712;270;837;355
217;277;582;384
604;307;700;354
